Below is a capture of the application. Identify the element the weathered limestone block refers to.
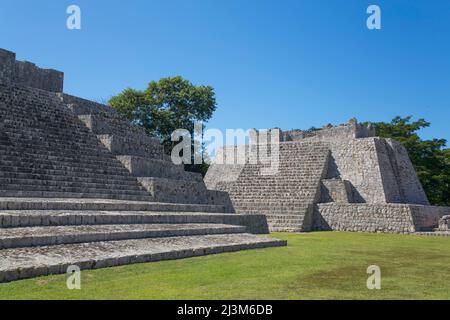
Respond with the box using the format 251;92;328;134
324;138;387;203
204;146;247;191
97;134;164;159
0;49;15;84
313;203;417;233
0;49;63;92
280;118;376;142
137;177;234;209
320;179;353;203
383;139;429;205
61;93;118;116
314;204;450;233
438;216;450;231
116;155;202;182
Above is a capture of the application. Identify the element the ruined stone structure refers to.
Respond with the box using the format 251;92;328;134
205;119;450;233
438;216;450;231
0;49;63;92
0;49;286;282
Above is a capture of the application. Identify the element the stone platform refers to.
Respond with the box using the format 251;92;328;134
415;231;450;237
0;197;284;282
0;233;285;283
206;120;450;233
0;49;286;282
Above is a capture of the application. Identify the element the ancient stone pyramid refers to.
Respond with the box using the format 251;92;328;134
0;49;286;282
205;120;450;233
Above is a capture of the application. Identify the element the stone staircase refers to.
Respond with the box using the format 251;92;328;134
0;85;152;201
0;77;285;282
63;94;233;208
228;142;330;232
0;198;284;282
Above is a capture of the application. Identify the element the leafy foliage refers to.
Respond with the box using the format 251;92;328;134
370;116;450;206
109;76;216;175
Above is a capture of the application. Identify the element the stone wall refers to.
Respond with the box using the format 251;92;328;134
206;141;331;231
281;119;376;142
383;139;429;205
324;138;387;203
320;137;428;205
320;179;353;203
62;93;162;144
408;205;450;231
314;203;450;233
0;49;63;92
204;145;247;192
60;93;117;116
62;93;166;160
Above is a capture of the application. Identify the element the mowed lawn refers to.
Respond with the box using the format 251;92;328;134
0;232;449;300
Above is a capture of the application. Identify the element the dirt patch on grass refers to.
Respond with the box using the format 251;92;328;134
35;279;50;286
298;266;366;288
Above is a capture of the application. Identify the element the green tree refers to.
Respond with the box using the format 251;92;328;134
370;116;450;206
109;76;216;175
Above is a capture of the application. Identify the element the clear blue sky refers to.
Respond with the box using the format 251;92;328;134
1;0;449;144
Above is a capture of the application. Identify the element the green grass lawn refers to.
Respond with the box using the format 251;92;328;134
0;232;449;300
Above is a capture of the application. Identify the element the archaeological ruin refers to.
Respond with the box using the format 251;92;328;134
1;48;449;283
0;49;286;282
205;120;450;233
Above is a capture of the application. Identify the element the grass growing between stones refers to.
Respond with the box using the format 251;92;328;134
0;232;449;300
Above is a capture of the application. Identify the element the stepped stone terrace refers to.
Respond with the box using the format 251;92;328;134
1;48;449;282
205;119;450;233
0;49;286;282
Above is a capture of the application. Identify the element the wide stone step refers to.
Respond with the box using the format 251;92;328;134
269;220;305;227
0;233;287;282
116;155;202;182
0;158;131;175
0;210;267;233
78;114;160;145
0;166;139;182
0;177;147;191
231;196;316;201
0;145;127;164
0;185;150;198
0;171;142;186
137;177;233;207
0;141;110;157
0;153;131;171
3;123;101;138
0;223;247;249
266;214;308;220
0;164;132;179
0;191;152;201
233;204;312;211
1;135;111;155
98;134;164;159
269;226;303;232
0;198;232;213
3;122;93;136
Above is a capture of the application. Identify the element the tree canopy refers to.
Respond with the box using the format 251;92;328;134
109;76;216;151
109;76;216;175
370;116;450;206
